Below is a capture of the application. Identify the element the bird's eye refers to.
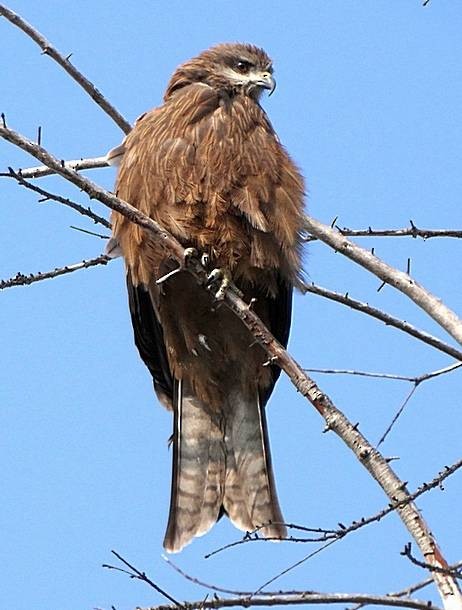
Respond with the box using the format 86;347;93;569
235;60;252;74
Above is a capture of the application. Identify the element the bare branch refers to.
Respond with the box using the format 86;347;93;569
304;283;462;362
103;550;182;606
402;544;462;581
390;562;462;600
376;362;462;447
304;222;462;242
1;122;460;607
140;592;441;610
5;167;111;228
0;255;110;290
205;456;462;560
376;385;419;448
70;225;109;239
0;155;108;179
305;368;419;382
304;215;462;346
0;5;131;134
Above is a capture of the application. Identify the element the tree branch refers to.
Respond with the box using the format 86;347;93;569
302;218;462;346
204;456;462;559
1;122;460;609
0;154;109;179
304;222;462;241
0;255;110;289
304;283;462;361
5;166;111;228
0;5;131;134
141;593;441;610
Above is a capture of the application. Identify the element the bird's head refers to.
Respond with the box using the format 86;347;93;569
165;43;275;101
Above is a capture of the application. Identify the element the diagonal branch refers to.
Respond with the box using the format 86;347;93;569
0;155;109;180
0;5;131;134
304;283;462;361
205;456;462;558
6;167;111;228
0;255;110;289
304;216;462;346
1;123;460;609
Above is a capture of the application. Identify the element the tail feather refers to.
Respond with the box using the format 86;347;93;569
224;391;287;539
163;382;286;553
163;379;225;553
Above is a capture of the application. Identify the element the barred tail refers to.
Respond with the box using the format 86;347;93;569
163;382;286;553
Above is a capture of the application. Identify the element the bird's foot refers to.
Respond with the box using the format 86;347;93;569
206;267;234;301
183;248;211;270
183;247;199;266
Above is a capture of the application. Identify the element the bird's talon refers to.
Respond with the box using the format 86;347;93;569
183;247;198;266
206;268;232;300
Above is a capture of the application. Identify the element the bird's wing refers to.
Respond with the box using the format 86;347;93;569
126;271;174;410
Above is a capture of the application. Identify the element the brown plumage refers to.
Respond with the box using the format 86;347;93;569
109;43;305;552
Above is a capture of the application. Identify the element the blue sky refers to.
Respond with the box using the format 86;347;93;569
1;2;461;609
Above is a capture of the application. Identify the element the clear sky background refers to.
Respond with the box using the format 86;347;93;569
1;2;461;610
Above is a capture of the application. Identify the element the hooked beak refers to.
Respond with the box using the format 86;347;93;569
256;72;276;96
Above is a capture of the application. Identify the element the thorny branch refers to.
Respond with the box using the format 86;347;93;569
5;166;111;228
305;362;462;448
304;222;462;242
0;155;109;179
0;255;110;289
204;456;462;558
138;593;441;610
164;556;462;604
304;215;462;347
0;5;131;134
304;363;462;383
303;283;462;362
0;122;460;608
106;553;442;610
388;562;462;601
103;551;182;606
402;545;462;581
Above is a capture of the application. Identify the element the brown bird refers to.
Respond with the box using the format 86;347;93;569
107;43;305;553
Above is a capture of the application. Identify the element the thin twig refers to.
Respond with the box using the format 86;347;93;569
304;222;462;242
0;255;110;289
390;562;462;599
376;362;462;448
304;214;462;347
304;368;416;381
303;283;462;362
103;550;182;606
0;155;109;180
163;556;247;596
376;386;419;448
205;456;462;561
70;225;109;239
140;592;441;610
1;122;460;608
0;5;131;134
402;544;462;581
5;167;111;228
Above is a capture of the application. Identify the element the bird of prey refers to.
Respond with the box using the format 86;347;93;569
107;43;305;553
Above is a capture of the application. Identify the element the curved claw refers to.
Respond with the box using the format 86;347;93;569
183;247;199;265
206;267;232;301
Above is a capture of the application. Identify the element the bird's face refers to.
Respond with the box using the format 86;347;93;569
165;43;276;101
215;48;276;99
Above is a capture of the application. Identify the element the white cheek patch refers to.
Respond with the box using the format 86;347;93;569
220;67;264;87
